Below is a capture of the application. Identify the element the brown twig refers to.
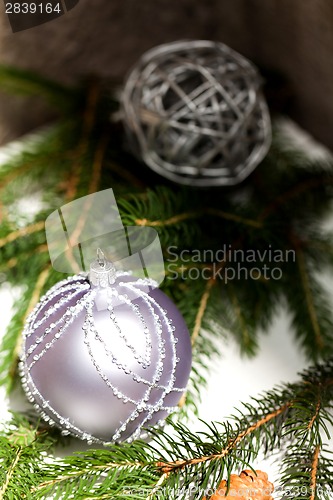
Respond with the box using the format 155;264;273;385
191;278;216;348
0;221;44;249
228;283;251;349
9;266;51;381
159;402;292;474
259;176;333;222
64;80;101;201
0;447;22;500
135;211;200;227
135;208;262;229
309;445;320;500
307;398;321;431
295;246;324;351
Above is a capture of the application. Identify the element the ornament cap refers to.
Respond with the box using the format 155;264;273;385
89;249;116;288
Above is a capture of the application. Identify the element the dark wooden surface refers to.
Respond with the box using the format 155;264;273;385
0;0;332;148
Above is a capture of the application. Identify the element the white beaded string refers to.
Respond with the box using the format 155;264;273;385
26;291;94;371
24;283;90;361
106;286;152;368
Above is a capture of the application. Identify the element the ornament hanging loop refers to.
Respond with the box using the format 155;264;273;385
89;248;116;288
97;248;106;268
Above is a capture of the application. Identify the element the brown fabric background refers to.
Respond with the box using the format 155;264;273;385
0;0;332;148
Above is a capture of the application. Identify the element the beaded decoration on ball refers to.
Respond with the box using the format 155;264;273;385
122;40;271;187
20;251;192;444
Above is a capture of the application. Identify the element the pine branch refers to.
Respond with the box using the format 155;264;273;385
0;446;23;500
119;187;203;248
1;67;333;499
0;361;330;499
283;250;333;360
0;65;79;111
279;446;333;500
226;282;258;355
0;415;56;500
0;220;44;249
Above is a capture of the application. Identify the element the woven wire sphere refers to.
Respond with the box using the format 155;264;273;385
122;40;271;187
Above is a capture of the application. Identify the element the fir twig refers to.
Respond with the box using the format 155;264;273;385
0;65;78;110
1;65;333;498
0;361;330;499
310;445;320;500
191;278;216;348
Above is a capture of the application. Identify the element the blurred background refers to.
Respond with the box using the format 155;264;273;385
0;0;332;148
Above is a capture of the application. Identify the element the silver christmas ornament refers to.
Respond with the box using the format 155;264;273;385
20;252;191;444
122;40;271;187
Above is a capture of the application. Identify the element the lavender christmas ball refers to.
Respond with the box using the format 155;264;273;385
20;273;191;444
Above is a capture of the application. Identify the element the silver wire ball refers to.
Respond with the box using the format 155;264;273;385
122;40;271;187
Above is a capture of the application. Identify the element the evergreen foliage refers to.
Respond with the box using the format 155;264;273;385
0;67;332;498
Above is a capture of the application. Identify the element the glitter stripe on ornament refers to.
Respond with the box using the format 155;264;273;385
22;275;89;334
24;284;91;360
107;287;152;368
26;291;95;370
